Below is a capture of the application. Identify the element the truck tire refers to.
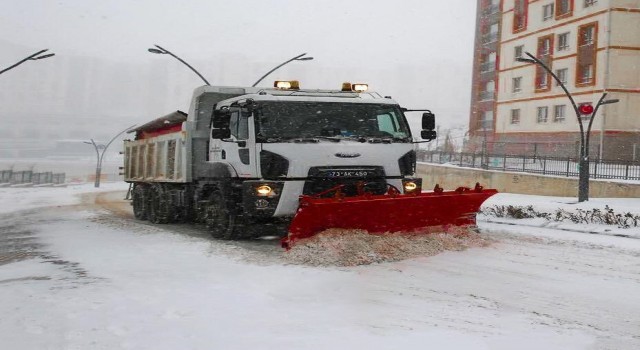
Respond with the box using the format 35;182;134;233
132;185;148;220
148;185;171;224
204;189;241;239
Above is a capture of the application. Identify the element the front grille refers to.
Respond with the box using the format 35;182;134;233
303;166;387;197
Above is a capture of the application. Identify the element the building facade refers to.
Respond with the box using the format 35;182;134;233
469;0;640;160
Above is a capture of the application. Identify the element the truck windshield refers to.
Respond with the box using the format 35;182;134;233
255;101;412;142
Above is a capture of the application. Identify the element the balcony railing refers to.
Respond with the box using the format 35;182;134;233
482;32;498;44
480;61;496;73
479;90;495;101
482;4;500;16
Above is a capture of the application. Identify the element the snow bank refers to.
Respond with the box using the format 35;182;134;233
480;193;640;238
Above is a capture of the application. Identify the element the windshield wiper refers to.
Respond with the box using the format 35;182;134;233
256;136;339;143
291;136;341;143
341;135;411;143
256;136;285;143
313;136;341;142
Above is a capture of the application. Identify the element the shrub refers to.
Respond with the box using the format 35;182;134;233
480;205;639;228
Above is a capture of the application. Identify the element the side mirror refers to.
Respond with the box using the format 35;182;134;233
422;112;435;130
211;128;231;139
421;130;437;141
212;109;231;129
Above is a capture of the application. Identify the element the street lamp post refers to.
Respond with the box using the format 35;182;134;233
517;52;619;202
0;49;55;76
147;44;210;85
252;53;313;87
84;125;136;188
481;124;489;170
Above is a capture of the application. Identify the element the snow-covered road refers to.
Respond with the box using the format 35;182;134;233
0;184;639;349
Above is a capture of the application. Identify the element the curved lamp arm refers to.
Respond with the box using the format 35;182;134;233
252;53;312;87
0;49;55;76
149;44;210;85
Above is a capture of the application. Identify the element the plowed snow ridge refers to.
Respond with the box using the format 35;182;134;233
285;228;492;266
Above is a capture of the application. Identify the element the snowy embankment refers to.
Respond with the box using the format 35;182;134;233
479;193;640;239
1;184;639;349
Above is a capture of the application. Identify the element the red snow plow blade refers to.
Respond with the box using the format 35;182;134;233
282;183;497;249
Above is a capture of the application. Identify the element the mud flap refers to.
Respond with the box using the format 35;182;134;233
282;183;498;249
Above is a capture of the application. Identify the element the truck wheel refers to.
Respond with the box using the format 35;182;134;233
204;189;240;239
148;185;171;224
132;185;148;220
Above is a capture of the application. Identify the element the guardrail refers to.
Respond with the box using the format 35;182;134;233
419;151;640;181
0;170;66;186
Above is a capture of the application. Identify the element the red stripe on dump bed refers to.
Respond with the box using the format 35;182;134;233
137;124;183;139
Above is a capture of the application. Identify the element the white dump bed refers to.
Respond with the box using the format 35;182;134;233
123;109;191;184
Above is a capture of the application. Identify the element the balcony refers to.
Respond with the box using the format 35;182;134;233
480;61;496;73
479;90;495;101
482;4;500;17
482;32;499;44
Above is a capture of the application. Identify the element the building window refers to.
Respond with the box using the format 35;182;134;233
480;80;495;100
537;106;549;123
540;37;552;55
514;45;524;60
481;111;494;130
510;109;521;124
555;0;573;19
576;22;598;86
513;77;522;92
537;71;549;88
536;35;554;91
555;68;568;85
579;25;595;46
543;3;554;21
554;105;566;122
513;0;529;33
584;0;597;7
483;23;499;43
558;32;570;51
578;64;594;84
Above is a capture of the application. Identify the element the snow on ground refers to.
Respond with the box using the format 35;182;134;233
0;182;127;215
0;184;639;349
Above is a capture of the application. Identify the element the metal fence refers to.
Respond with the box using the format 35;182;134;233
419;151;640;181
0;170;66;185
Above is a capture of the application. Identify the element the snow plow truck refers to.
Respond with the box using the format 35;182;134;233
123;81;497;247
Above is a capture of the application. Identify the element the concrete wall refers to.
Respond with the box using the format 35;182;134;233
416;162;640;198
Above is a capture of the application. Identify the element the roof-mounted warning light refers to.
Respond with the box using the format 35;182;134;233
341;82;368;92
274;80;300;90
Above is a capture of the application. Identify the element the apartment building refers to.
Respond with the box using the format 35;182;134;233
469;0;640;160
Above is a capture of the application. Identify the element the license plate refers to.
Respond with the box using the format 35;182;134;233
321;170;370;178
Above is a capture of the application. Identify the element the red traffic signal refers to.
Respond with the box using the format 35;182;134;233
578;103;594;115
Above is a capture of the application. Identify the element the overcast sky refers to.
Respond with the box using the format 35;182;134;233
1;0;478;136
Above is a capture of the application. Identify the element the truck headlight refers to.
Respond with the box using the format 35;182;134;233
256;184;274;197
242;181;285;217
402;178;422;194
